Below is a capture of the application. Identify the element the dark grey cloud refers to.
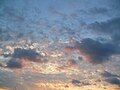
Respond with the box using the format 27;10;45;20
15;48;48;63
101;71;119;78
101;68;120;86
71;79;80;86
63;38;120;64
76;38;120;64
78;56;83;61
6;58;22;68
0;48;48;69
105;78;120;86
12;48;41;62
71;79;90;86
101;70;120;86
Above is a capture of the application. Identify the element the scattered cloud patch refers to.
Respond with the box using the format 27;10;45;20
101;71;119;78
63;38;120;64
12;48;42;62
71;79;80;86
77;38;120;64
6;58;22;68
0;48;48;69
105;78;120;86
66;59;78;67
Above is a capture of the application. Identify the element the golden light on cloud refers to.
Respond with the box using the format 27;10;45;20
34;80;120;90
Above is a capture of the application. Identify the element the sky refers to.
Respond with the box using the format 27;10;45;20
0;0;120;90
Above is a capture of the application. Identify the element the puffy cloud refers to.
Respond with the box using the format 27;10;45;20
77;38;120;64
12;48;45;62
0;48;48;69
6;58;22;68
65;17;120;64
63;38;120;64
13;48;39;59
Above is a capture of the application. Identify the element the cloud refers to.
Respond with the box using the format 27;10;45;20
66;59;78;67
111;32;120;44
12;48;43;62
89;7;108;15
87;16;120;45
87;17;120;44
57;58;78;71
63;38;120;64
0;63;4;67
71;79;80;86
101;70;120;86
111;0;120;10
77;38;120;64
13;48;39;58
88;17;120;34
6;58;22;68
0;48;48;69
62;46;77;52
105;78;120;86
101;71;119;78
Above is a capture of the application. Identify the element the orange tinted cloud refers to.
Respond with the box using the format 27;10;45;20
62;46;78;52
